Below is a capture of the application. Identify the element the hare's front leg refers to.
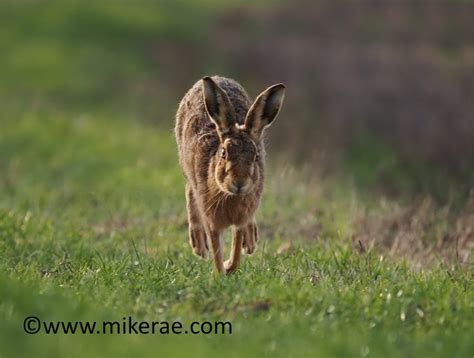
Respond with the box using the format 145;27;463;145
225;221;258;275
207;228;224;274
224;226;244;275
242;220;258;255
185;183;209;259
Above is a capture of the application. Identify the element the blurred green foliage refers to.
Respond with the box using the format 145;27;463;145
0;1;473;357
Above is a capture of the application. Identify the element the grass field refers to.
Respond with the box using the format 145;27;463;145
1;2;473;357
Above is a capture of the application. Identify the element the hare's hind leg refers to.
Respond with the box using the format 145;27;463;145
242;220;258;255
185;183;209;259
224;226;244;275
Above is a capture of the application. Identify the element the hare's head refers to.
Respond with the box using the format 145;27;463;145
202;77;285;195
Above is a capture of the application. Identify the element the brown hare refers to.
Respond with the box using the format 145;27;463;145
175;76;285;274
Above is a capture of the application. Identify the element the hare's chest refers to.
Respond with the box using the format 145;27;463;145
215;196;259;229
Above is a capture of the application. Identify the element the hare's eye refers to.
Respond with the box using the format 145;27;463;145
255;153;260;162
220;148;226;159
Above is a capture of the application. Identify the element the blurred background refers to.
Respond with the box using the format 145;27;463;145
1;0;472;199
1;1;473;264
2;3;474;356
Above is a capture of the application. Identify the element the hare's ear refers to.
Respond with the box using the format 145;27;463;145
202;77;235;136
244;83;285;142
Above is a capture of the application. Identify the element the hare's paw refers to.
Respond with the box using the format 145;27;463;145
189;227;209;260
242;222;258;255
224;259;237;275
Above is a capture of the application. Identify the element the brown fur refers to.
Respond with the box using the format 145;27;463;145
175;76;285;274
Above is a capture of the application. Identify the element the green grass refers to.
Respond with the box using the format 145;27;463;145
1;111;473;358
1;1;473;357
344;134;473;203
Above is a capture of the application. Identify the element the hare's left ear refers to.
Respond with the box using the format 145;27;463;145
243;83;285;142
202;76;236;137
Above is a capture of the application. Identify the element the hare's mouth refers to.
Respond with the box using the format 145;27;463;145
226;181;252;196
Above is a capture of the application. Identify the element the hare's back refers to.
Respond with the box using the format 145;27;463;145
175;79;207;145
176;77;252;141
211;76;252;122
175;77;253;181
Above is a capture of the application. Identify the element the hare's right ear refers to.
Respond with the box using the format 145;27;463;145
244;83;285;142
202;77;235;136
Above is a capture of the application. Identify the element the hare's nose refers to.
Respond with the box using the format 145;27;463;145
231;180;247;194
